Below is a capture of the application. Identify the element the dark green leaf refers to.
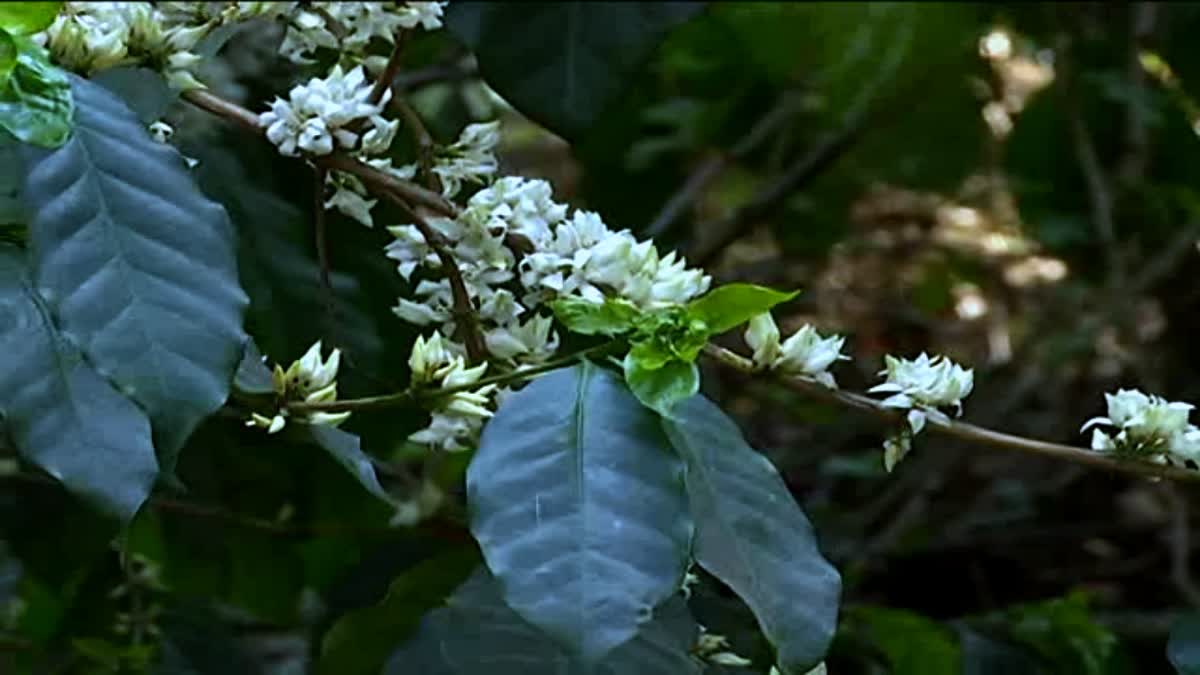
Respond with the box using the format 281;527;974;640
0;3;61;36
385;567;704;675
90;67;175;125
624;355;699;417
686;283;799;335
1169;613;1200;675
319;549;479;675
446;1;706;140
0;246;158;522
19;74;249;473
957;627;1043;675
303;426;393;506
550;296;642;336
1004;592;1119;675
0;35;71;147
151;605;260;675
467;362;693;665
851;607;961;675
662;394;841;674
232;338;274;396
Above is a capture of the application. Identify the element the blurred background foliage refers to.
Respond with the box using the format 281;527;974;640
4;1;1200;673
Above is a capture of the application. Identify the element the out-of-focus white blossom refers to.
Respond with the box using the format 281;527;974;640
1082;388;1200;465
148;121;174;143
279;1;446;64
406;331;498;451
433;121;501;198
389;479;445;526
259;64;391;157
485;314;559;363
247;340;351;433
745;313;848;388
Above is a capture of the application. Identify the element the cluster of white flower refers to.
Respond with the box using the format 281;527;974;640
868;352;974;471
744;313;848;388
36;1;215;88
259;64;396;157
247;341;351;433
407;332;498;451
1082;389;1200;465
279;1;446;65
387;174;710;449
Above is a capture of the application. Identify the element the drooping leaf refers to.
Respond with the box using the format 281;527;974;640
318;548;479;675
19;74;249;472
384;567;704;675
624;354;699;417
0;246;158;522
662;394;841;674
445;1;707;140
0;3;61;36
1169;613;1200;675
850;607;961;675
303;425;393;506
686;284;799;335
0;35;71;147
550;296;642;336
467;362;693;665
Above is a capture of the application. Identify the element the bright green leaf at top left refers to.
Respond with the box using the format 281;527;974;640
687;283;799;336
0;35;72;147
0;31;15;89
0;3;62;36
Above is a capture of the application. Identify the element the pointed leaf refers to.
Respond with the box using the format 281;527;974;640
385;567;704;675
19;74;248;472
446;2;706;140
686;284;799;336
0;3;62;36
304;426;392;506
467;363;693;665
662;394;841;674
624;354;699;417
0;246;157;521
232;338;273;396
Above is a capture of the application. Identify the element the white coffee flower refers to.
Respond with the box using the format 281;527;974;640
869;352;974;417
259;64;391;157
406;332;499;451
694;630;752;668
324;174;378;227
745;314;848;388
1082;388;1199;464
433;121;501;198
279;1;446;64
485;314;559;363
246;340;351;432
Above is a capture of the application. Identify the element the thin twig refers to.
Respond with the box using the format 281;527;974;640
647;92;806;238
391;92;440;192
287;342;619;414
181;89;458;218
313;165;334;303
703;344;1200;484
368;32;409;106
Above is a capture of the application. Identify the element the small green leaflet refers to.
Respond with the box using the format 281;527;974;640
0;34;71;147
686;283;799;336
0;3;61;36
550;296;643;336
623;355;699;418
0;31;15;89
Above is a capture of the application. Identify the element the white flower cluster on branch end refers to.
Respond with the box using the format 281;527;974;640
744;313;848;388
868;352;974;471
1082;389;1200;466
247;341;351;434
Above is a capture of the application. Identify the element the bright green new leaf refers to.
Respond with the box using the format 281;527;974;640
550;296;642;336
0;31;15;90
624;355;699;417
0;35;72;147
687;283;799;336
0;3;61;36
